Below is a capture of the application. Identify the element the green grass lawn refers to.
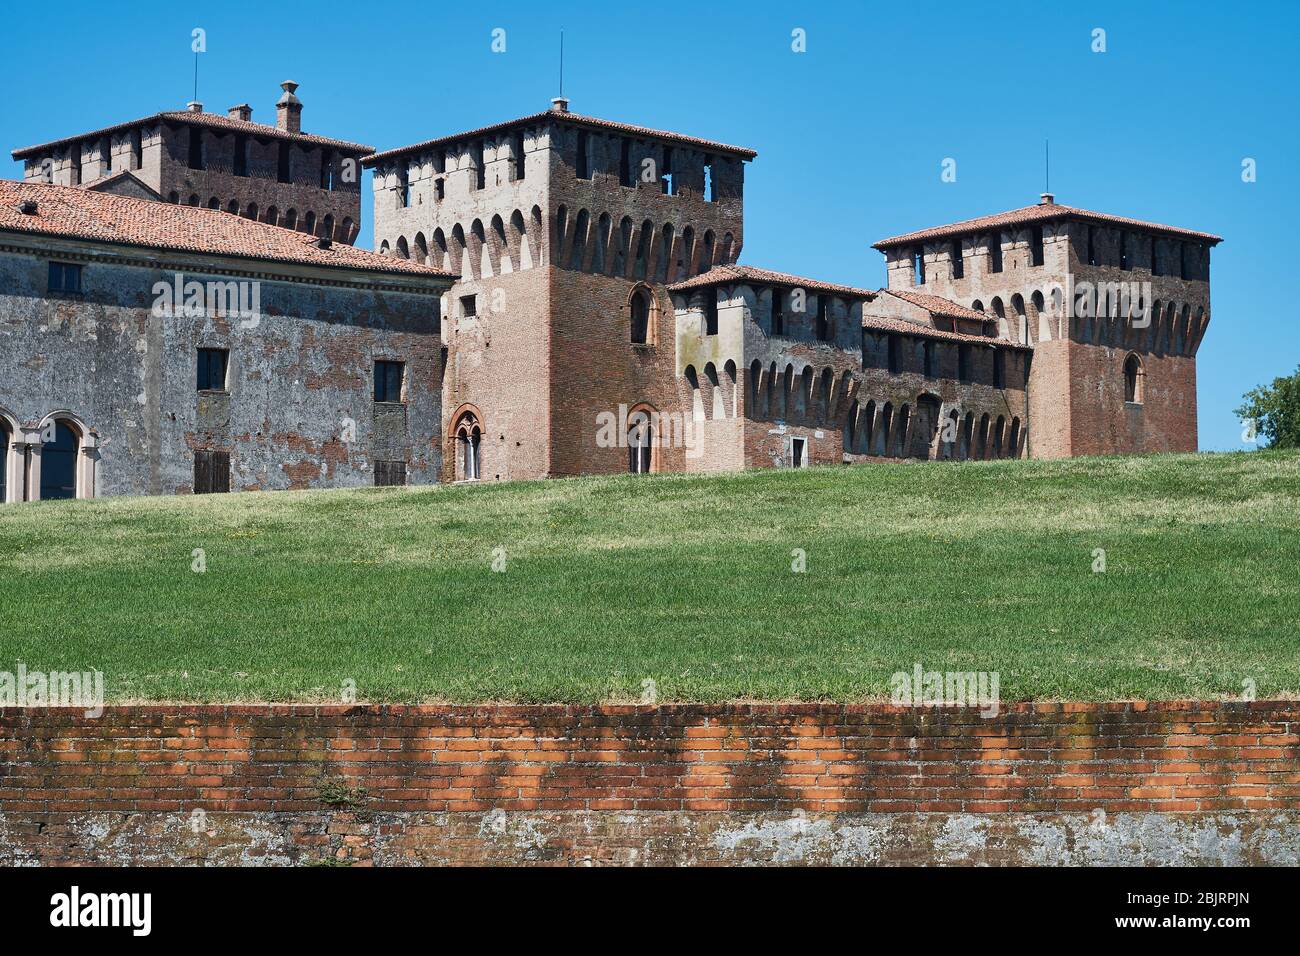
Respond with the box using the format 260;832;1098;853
1;450;1297;704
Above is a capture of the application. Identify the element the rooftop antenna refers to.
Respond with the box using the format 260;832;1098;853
550;30;570;111
1040;139;1054;204
193;47;199;104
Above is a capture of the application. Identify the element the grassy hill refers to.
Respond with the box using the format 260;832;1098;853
1;450;1297;704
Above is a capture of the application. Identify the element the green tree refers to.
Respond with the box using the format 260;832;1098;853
1235;366;1300;448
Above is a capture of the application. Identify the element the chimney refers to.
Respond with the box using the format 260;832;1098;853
228;104;252;123
549;96;570;113
18;200;38;215
276;81;302;133
1039;192;1055;205
186;101;203;113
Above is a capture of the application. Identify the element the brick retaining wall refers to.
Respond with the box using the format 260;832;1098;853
2;702;1297;865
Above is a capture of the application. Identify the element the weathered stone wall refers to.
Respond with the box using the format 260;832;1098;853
0;703;1295;866
0;242;443;498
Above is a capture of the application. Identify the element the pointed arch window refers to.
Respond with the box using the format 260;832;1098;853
455;412;482;481
1124;353;1145;404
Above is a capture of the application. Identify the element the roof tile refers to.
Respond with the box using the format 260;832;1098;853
872;201;1222;249
12;110;372;160
0;180;452;281
364;109;756;165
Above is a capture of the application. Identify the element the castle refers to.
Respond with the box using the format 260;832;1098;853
0;85;1220;501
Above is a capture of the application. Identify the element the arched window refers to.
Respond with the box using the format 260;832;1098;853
226;199;239;215
207;197;220;209
629;286;653;345
627;407;654;474
993;416;1006;458
894;404;911;457
41;420;80;500
0;417;10;502
454;411;482;481
413;232;428;265
395;236;409;260
304;211;317;236
1124;353;1144;404
187;194;200;206
265;206;279;226
1009;417;1022;458
569;209;590;270
284;208;297;231
322;214;335;241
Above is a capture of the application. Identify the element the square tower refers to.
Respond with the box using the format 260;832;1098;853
873;195;1220;457
364;99;753;480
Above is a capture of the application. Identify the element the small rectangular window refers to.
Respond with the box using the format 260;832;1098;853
1119;231;1130;271
460;294;477;318
923;341;936;377
400;169;411;208
277;142;290;184
473;140;486;190
193;449;230;495
815;296;831;341
320;149;334;190
47;261;83;294
434;178;445;201
1086;227;1097;267
1150;237;1160;276
913;247;925;285
790;437;808;468
958;345;971;383
619;139;633;187
887;335;901;374
374;460;407;487
131;128;143;170
993;350;1005;388
661;146;674;195
575;130;589;180
70;143;82;185
771;291;785;336
1180;243;1190;280
513;130;525;180
989;233;1003;273
951;240;963;279
101;136;112;174
197;348;229;391
188;128;203;170
234;135;248;177
704;296;718;336
374;360;405;403
1030;226;1044;267
703;160;714;202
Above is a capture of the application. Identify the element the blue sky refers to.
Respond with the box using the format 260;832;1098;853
3;0;1295;451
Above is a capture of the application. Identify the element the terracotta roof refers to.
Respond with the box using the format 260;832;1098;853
364;109;757;165
12;110;372;160
0;180;453;281
667;264;875;299
861;311;1031;350
872;201;1223;249
880;288;988;322
85;169;161;199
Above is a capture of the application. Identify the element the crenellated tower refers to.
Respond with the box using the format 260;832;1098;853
364;98;753;479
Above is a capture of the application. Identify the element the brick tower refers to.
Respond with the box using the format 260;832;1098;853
365;98;753;480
